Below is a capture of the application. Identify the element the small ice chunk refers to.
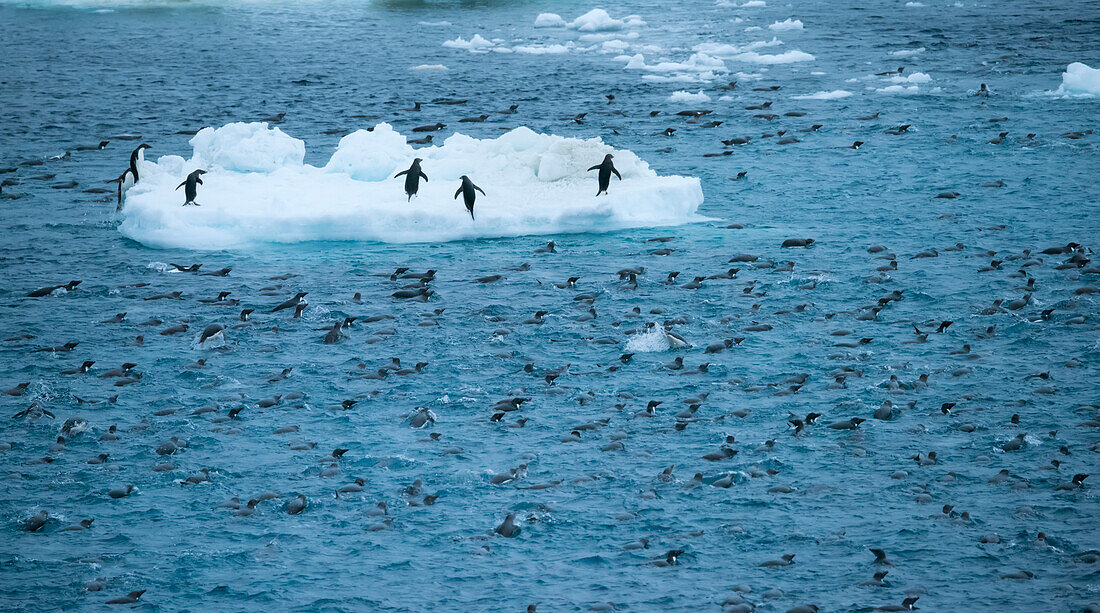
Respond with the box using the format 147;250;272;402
768;18;803;30
534;13;567;28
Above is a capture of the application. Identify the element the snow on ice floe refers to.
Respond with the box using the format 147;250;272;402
792;89;852;100
118;122;705;249
1054;62;1100;97
410;64;448;72
768;18;804;31
667;90;712;104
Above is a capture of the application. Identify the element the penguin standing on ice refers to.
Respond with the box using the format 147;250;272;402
109;143;151;210
454;175;485;220
587;153;621;196
395;158;428;201
176;169;207;206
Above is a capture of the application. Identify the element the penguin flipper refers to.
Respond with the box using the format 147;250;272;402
394;170;409;178
175;181;185;190
587;164;600;172
612;167;622;180
420;172;428;182
475;185;486;196
454;187;462;199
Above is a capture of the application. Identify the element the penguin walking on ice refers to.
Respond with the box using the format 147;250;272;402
395;158;428;201
587;153;621;196
454;175;485;220
176;169;207;206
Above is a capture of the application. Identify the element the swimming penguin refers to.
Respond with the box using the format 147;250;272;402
587;154;622;196
454;175;485;220
394;158;428;201
494;513;521;537
176;169;206;206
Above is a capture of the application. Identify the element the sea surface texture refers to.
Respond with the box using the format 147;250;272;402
1;0;1098;611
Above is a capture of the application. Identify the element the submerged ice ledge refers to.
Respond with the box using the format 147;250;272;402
118;122;704;249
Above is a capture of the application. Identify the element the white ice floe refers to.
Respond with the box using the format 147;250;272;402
1055;62;1100;97
792;89;852;100
730;49;814;64
876;84;920;94
890;47;925;57
410;64;448;72
768;18;803;30
904;1;924;6
511;43;574;55
694;38;783;57
668;90;712;104
442;34;495;52
419;20;452;26
888;71;931;84
533;12;567;28
568;8;645;32
119;123;704;249
621;52;728;82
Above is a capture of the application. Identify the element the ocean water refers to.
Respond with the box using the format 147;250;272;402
1;0;1099;611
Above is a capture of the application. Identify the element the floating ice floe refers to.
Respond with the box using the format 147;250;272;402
668;90;712;104
1055;62;1100;97
621;52;728;83
533;13;567;28
442;34;495;52
568;8;646;32
118;122;705;249
891;47;925;57
876;84;920;94
768;18;804;30
792;89;852;100
731;49;814;64
410;64;448;72
888;71;931;84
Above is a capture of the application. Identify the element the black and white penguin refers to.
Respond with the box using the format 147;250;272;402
587;153;622;196
394;158;428;201
454;175;485;220
176;169;206;206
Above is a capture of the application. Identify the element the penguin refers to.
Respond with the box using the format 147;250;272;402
109;143;151;210
494;513;521;537
176;169;206;206
454;175;485;220
587;154;621;196
394;158;428;201
128;143;151;182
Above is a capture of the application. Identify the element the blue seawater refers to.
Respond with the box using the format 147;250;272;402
1;1;1098;611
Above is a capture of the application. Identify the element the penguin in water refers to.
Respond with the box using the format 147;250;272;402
394;158;428;201
176;169;206;206
109;143;151;210
454;175;485;220
587;153;621;196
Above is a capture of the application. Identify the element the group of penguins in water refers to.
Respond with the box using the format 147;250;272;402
5;69;1100;613
106;141;624;219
